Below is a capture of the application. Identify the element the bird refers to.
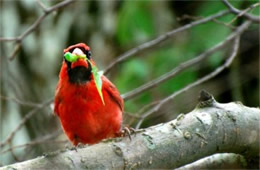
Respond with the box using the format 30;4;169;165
54;43;124;145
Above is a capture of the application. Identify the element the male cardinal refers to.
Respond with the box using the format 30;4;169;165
54;43;123;145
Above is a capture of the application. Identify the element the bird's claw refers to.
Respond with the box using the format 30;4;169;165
66;143;85;152
118;127;136;141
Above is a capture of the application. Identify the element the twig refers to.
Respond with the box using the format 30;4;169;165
122;19;250;101
1;129;63;154
0;95;41;107
177;14;235;30
124;100;160;119
136;100;161;115
0;98;54;148
17;0;75;41
8;43;21;60
36;0;48;12
124;101;161;126
0;0;76;60
177;14;201;21
212;18;236;30
124;112;142;119
228;2;260;24
103;10;229;75
236;2;260;17
222;0;260;23
0;37;17;42
135;21;251;129
9;142;20;162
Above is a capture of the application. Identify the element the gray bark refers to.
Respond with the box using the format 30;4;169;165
1;95;259;170
176;153;247;169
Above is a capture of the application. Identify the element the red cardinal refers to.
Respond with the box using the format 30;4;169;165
54;43;123;145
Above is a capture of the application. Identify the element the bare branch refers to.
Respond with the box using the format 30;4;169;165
0;95;41;107
236;2;260;18
9;143;20;162
0;98;53;148
0;0;76;60
45;0;76;13
222;0;260;23
135;20;251;129
122;20;249;101
20;0;75;41
177;14;236;30
103;10;229;75
1;129;64;154
0;37;18;42
9;43;21;60
36;0;48;13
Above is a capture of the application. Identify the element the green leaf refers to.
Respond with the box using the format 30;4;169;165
90;64;105;105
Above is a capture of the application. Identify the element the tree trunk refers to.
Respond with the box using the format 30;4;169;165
1;92;259;169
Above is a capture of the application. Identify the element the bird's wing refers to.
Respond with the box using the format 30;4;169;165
102;76;124;112
54;84;62;117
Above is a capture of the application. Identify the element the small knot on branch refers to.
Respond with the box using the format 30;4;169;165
197;90;215;108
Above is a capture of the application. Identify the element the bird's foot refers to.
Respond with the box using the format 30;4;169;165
117;127;136;141
76;143;86;148
67;143;86;152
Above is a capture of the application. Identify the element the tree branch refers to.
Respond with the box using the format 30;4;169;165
1;129;64;154
135;20;251;129
103;10;229;75
176;153;247;169
1;95;259;169
0;0;76;60
122;20;250;101
0;95;41;107
0;98;53;148
222;0;260;23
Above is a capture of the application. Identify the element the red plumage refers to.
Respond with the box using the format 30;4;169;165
54;43;123;145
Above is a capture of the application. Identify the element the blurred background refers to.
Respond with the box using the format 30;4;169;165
0;0;259;166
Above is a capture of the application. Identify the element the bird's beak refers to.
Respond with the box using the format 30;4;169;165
72;48;84;56
64;48;87;62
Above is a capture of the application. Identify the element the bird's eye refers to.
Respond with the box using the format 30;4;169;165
87;51;91;59
78;47;91;59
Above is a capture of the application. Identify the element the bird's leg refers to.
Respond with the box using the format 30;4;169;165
117;126;136;141
66;144;77;152
76;143;86;148
68;142;85;152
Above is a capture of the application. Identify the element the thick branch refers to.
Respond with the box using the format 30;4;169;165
176;153;248;169
1;98;259;169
